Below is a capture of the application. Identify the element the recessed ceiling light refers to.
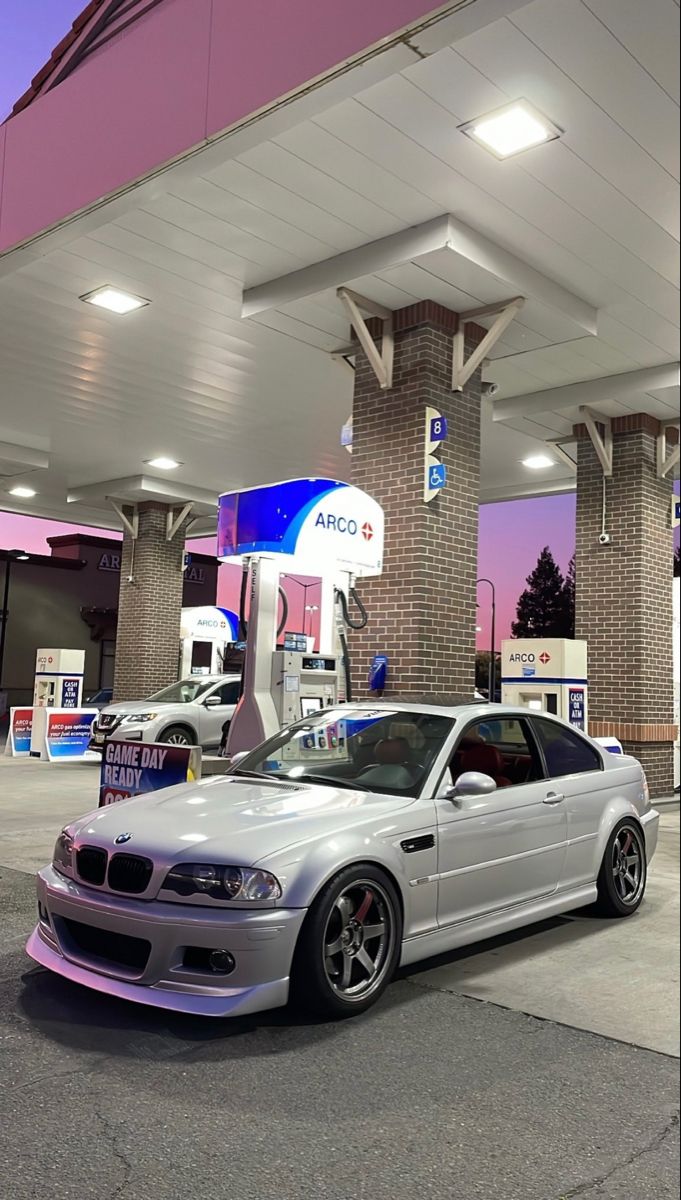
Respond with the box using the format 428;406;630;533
522;454;555;470
80;286;150;314
145;456;182;470
9;485;37;498
460;100;561;160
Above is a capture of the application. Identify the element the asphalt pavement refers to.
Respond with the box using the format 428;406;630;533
1;860;678;1200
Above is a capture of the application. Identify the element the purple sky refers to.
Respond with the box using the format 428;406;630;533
0;0;86;119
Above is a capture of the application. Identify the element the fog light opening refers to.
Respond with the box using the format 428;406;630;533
208;950;236;975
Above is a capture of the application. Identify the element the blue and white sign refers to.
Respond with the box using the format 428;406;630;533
60;678;81;708
568;687;586;730
180;606;239;642
217;479;384;577
428;463;447;490
424;406;447;503
429;415;448;444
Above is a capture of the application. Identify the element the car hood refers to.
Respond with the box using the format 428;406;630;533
99;700;181;717
73;775;416;865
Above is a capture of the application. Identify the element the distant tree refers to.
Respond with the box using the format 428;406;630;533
475;650;501;695
675;546;680;578
561;555;576;638
511;547;573;639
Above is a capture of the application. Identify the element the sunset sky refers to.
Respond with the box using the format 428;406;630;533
0;3;675;651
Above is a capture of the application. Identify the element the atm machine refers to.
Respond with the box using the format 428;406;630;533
217;478;384;755
30;648;85;757
501;638;589;731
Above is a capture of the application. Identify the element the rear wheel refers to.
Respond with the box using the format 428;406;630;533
292;864;402;1018
158;725;194;746
595;819;647;917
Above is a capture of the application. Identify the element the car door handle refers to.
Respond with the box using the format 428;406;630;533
543;792;565;805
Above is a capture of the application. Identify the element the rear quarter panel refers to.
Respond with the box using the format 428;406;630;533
563;754;646;888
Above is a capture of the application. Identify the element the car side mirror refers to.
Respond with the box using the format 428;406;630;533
204;694;222;707
443;771;497;802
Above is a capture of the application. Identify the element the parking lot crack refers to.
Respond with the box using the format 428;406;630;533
556;1110;679;1198
94;1108;135;1200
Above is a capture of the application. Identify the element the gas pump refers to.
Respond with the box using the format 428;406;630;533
501;638;589;730
179;606;239;676
217;479;384;755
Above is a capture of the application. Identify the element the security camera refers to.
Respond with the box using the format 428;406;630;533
598;532;611;545
481;381;499;397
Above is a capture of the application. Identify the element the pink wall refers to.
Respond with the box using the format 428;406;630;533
0;0;445;252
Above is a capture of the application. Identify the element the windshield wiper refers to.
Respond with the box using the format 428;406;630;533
286;773;370;791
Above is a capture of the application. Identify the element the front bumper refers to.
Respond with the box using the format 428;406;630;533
27;865;306;1017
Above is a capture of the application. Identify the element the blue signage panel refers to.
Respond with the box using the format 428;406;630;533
429;415;448;443
428;463;447;490
568;687;586;730
60;678;80;708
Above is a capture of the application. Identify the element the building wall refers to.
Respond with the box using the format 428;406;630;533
1;535;218;707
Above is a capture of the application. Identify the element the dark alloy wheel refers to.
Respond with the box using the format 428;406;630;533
159;725;194;747
595;819;647;917
292;864;402;1018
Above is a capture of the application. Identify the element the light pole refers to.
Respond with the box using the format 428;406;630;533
476;577;497;700
0;550;29;692
305;604;319;637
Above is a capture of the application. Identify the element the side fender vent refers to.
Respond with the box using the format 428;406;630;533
400;834;435;854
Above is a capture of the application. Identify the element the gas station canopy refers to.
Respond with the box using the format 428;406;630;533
0;0;678;533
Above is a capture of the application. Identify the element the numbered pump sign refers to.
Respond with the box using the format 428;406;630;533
424;407;448;502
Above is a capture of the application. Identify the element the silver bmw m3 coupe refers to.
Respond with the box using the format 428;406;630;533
27;703;659;1020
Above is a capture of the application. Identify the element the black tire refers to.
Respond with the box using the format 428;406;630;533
292;864;402;1019
595;818;647;918
158;725;195;747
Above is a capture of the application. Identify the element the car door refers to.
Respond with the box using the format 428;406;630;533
198;679;240;748
435;715;568;928
530;716;607;890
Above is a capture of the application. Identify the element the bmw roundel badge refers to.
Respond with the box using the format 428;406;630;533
114;833;132;845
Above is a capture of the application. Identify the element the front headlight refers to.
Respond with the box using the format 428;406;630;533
124;712;158;724
53;830;74;875
163;863;282;901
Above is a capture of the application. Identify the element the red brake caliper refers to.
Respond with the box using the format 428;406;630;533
355;889;373;925
621;832;633;857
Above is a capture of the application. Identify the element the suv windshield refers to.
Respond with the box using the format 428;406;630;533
147;679;216;704
233;708;453;797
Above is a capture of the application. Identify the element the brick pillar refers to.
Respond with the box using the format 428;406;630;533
349;301;483;702
574;413;676;795
113;502;192;702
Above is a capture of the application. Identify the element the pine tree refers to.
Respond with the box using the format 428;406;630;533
511;547;573;638
561;555;576;638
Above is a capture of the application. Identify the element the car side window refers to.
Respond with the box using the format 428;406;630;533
532;719;602;777
449;717;544;789
215;681;240;705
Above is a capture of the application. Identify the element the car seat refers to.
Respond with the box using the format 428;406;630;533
458;744;511;788
358;737;420;790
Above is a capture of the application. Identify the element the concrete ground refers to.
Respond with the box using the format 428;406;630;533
0;755;678;1199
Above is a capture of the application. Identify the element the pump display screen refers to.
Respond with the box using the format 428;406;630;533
300;697;323;717
284;633;308;652
302;657;336;671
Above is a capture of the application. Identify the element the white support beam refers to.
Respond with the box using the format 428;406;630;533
243;215;597;335
657;422;680;478
580;406;613;476
337;287;393;390
452;297;524;391
546;439;577;473
166;502;193;542
492;363;680;422
110;501;138;540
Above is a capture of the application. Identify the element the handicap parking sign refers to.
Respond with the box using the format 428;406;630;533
428;463;447;490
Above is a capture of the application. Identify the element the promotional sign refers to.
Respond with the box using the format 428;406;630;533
5;707;33;756
45;710;99;761
60;678;81;708
218;479;384;577
568;687;586;730
180;606;239;642
99;740;202;806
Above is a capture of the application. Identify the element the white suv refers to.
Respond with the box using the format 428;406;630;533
90;675;241;751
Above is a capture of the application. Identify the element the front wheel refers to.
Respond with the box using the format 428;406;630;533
595;819;647;917
158;725;194;747
292;865;402;1018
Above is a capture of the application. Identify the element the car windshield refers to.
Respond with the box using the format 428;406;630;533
233;708;454;797
147;679;216;704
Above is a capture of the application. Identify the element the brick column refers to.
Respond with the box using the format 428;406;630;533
349;301;483;702
113;502;192;702
574;413;676;795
